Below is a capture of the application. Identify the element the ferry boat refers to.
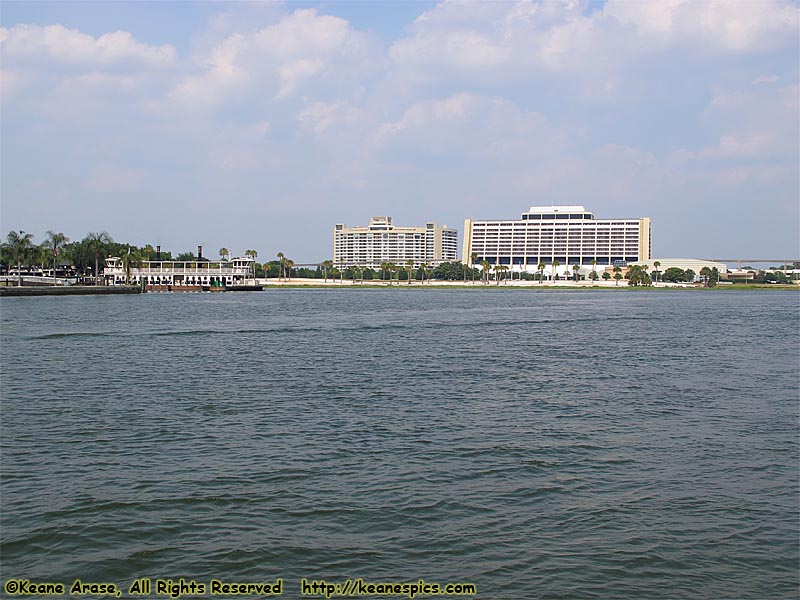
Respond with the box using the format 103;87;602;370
103;256;261;291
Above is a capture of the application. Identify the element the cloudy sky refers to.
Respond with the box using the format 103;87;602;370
2;0;798;262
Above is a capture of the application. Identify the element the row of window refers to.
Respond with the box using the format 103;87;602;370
476;256;640;265
520;213;593;220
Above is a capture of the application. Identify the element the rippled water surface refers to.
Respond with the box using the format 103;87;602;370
1;289;798;599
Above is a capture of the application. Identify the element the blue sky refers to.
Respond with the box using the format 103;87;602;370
2;0;798;262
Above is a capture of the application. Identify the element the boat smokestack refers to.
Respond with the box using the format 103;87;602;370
156;245;161;260
197;245;203;260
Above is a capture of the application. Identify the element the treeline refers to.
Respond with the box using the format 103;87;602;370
0;230;237;278
261;260;483;282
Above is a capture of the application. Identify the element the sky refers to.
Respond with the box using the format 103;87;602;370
1;0;798;263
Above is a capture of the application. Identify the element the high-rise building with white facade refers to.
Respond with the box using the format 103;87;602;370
462;206;651;272
333;217;458;269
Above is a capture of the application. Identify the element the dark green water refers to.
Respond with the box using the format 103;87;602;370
1;289;798;599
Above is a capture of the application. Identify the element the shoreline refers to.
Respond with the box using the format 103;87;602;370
259;279;798;290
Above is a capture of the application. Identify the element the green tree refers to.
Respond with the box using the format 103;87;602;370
591;259;598;283
471;253;478;284
5;230;34;286
662;267;687;283
626;265;652;286
602;271;611;282
495;264;508;284
84;231;113;285
219;247;230;262
30;243;47;273
537;261;546;284
684;269;696;283
322;260;332;283
551;259;560;282
612;265;622;286
572;264;580;282
480;259;491;284
245;249;258;282
123;247;144;284
277;252;285;281
284;258;294;281
589;270;599;282
699;266;718;287
44;231;69;284
419;260;430;285
653;260;661;283
405;259;415;284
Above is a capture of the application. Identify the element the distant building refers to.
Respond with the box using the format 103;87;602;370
333;217;458;269
637;259;728;279
462;205;651;275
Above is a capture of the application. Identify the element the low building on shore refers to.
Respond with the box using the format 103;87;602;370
634;258;728;279
103;256;256;290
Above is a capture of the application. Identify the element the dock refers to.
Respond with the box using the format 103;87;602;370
0;286;142;297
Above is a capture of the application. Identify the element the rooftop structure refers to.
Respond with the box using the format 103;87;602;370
333;217;458;269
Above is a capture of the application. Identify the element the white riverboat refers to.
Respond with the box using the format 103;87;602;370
103;256;259;291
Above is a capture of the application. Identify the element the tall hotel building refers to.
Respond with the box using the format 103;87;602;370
462;206;651;270
334;217;458;269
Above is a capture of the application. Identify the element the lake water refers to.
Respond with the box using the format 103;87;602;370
1;289;798;599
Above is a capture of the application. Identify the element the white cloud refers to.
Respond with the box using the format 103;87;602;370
387;0;799;80
0;24;175;67
605;0;798;52
169;8;382;109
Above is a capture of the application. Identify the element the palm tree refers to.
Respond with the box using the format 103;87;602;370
352;265;362;283
572;264;580;282
5;230;34;286
330;267;340;283
551;259;560;283
380;261;390;282
284;258;294;281
480;260;491;284
613;265;622;286
123;247;143;284
496;264;509;284
44;231;69;285
405;259;415;284
471;253;478;284
84;231;112;285
219;247;230;262
277;252;285;281
653;260;661;283
417;262;428;284
322;259;332;283
537;261;546;284
591;259;598;285
245;249;258;282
